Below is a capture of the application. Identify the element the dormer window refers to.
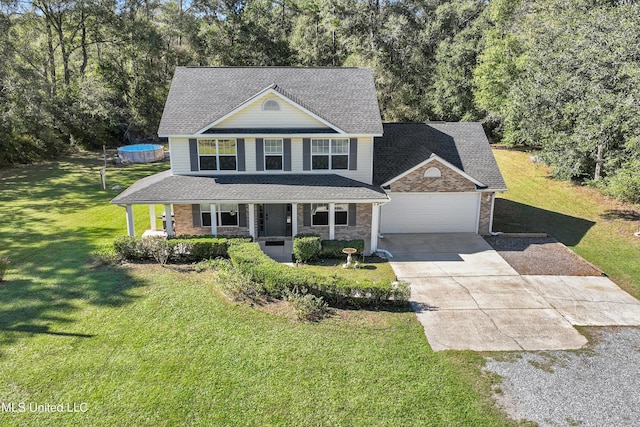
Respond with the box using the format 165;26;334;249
262;99;280;111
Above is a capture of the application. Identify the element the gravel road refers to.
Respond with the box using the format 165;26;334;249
485;327;640;426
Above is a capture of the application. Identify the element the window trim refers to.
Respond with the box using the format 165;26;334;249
197;138;238;171
200;204;239;228
311;138;350;170
264;138;284;171
310;203;349;227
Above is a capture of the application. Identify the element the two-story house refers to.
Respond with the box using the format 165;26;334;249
111;67;506;254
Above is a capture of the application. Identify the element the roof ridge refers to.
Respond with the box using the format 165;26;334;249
181;66;364;70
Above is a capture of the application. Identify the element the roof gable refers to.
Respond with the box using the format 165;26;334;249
373;122;507;190
202;87;338;133
158;67;383;136
382;155;486;188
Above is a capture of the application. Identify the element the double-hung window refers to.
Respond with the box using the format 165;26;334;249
264;138;283;170
198;139;237;171
311;203;329;226
311;138;349;170
334;203;348;225
200;204;239;227
311;203;349;226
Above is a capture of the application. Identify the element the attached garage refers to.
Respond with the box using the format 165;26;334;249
380;192;480;234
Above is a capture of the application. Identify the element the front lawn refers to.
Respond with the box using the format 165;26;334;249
300;257;398;283
0;153;514;426
493;149;640;298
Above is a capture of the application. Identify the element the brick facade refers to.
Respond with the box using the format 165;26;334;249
174;203;373;240
478;192;494;235
296;203;372;240
173;204;251;237
389;160;476;192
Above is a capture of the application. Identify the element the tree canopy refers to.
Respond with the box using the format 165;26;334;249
1;0;638;202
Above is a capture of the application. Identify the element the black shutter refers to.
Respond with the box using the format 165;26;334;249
238;204;247;227
283;138;292;171
348;203;356;226
236;138;245;171
192;204;201;227
349;138;358;170
256;138;264;171
303;204;311;226
189;139;199;171
303;138;311;171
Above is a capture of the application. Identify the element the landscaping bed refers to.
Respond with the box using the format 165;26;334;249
484;235;603;276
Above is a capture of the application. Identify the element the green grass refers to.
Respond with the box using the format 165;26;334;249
301;257;398;283
0;153;514;426
493;149;640;298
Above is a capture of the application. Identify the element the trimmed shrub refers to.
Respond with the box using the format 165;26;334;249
195;257;232;272
284;289;331;322
148;239;171;265
215;269;260;302
168;238;230;263
319;239;365;259
113;236;151;260
228;242;409;308
113;235;249;262
0;256;9;281
293;235;321;262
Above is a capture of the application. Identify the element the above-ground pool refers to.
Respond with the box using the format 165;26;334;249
118;144;165;163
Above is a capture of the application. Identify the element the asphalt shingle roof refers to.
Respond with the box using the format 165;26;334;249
373;122;507;190
158;67;383;136
110;171;388;205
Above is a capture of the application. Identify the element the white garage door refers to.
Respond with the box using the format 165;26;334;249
380;192;480;233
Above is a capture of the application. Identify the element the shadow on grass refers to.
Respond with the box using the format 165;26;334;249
600;209;640;222
1;325;95;338
0;228;145;356
493;199;596;246
0;153;166;356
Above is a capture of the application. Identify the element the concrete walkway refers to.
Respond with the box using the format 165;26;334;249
378;233;640;352
258;239;293;263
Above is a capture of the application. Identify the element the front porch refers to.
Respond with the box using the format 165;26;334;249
110;171;389;253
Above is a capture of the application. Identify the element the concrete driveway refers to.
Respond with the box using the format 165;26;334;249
378;233;640;351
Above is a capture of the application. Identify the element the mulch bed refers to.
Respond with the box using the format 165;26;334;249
484;236;604;276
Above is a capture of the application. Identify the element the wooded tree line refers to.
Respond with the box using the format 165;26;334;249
0;0;638;202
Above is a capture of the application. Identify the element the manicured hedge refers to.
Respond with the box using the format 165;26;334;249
113;235;251;263
293;235;321;262
319;239;365;259
228;241;409;308
292;236;366;260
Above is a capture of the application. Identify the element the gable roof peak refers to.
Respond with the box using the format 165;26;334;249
159;67;383;136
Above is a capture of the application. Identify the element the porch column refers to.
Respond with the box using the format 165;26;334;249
164;204;174;236
370;203;381;253
149;204;156;231
291;203;298;237
329;203;335;240
125;205;135;237
248;204;256;238
210;203;218;236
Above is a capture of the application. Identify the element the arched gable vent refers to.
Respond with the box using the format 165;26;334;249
424;167;442;178
262;99;280;111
